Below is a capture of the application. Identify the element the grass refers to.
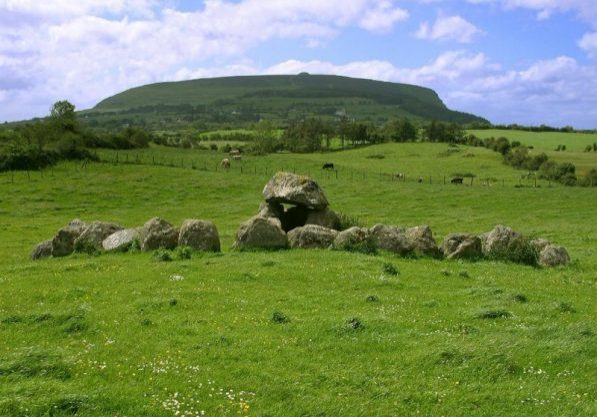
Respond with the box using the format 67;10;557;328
0;142;595;416
468;129;597;176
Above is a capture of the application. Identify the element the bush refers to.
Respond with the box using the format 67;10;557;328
272;311;290;324
152;249;173;262
176;246;192;260
382;262;399;276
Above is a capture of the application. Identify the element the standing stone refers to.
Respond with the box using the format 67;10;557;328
233;216;288;250
539;244;570;267
369;224;410;255
288;225;338;249
140;217;179;251
441;233;483;260
102;228;141;252
51;219;87;257
530;238;550;253
74;221;123;253
263;172;329;209
306;208;340;230
178;219;221;252
332;227;376;253
481;225;521;256
257;201;284;219
31;240;53;260
405;225;440;257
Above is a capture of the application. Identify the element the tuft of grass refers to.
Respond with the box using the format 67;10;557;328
557;302;576;313
345;317;363;331
382;262;399;276
175;246;192;260
272;311;290;324
365;295;380;303
513;293;528;303
477;309;512;319
152;249;173;262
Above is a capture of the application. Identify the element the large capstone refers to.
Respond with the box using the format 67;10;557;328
369;224;410;255
102;228;140;252
233;216;288;250
31;239;53;260
140;217;179;251
288;225;338;249
178;219;221;252
263;172;329;210
441;233;483;260
51;219;87;257
74;221;123;253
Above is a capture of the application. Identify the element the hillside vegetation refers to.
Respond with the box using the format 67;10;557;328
1;142;595;417
82;74;487;130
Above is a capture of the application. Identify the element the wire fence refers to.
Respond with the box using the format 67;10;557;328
1;151;559;189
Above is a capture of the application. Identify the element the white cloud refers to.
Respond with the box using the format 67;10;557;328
579;32;597;59
468;0;597;27
415;15;483;43
359;0;409;33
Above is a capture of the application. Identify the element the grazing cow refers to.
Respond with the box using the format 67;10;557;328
451;177;464;184
229;149;241;157
221;158;230;169
232;154;242;161
417;176;423;183
394;173;404;180
322;162;334;170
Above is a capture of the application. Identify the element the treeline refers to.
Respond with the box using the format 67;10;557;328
0;101;153;172
467;121;596;134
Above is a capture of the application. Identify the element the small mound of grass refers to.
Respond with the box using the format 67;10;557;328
382;262;399;276
477;309;512;319
272;311;290;324
365;295;379;303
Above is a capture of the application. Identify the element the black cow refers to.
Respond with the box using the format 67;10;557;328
322;162;334;170
451;177;464;184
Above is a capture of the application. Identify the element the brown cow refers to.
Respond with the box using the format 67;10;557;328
221;158;230;169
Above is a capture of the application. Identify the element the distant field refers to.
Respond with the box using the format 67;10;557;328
468;129;597;152
468;130;597;175
1;142;595;417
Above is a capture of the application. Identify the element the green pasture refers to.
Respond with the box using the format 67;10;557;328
0;143;595;417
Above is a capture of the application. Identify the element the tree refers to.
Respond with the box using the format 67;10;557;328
49;100;78;133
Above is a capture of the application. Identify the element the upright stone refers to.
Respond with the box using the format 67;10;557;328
288;225;338;249
441;233;483;260
263;172;328;209
233;216;288;250
31;240;53;260
539;244;570;267
405;225;440;257
102;228;140;252
306;208;340;230
74;221;123;253
178;219;221;252
332;227;376;253
51;219;87;257
369;224;410;255
481;225;521;256
140;217;179;251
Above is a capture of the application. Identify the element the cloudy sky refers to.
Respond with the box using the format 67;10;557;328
1;0;596;128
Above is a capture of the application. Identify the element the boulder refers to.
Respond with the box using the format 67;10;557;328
74;221;123;253
263;172;328;209
405;225;439;256
102;228;140;252
306;208;340;230
369;224;411;255
441;233;483;260
481;225;521;256
332;227;376;253
530;238;550;253
178;219;221;252
140;217;179;251
51;219;87;257
31;239;53;260
288;225;338;249
539;244;570;267
233;216;288;250
257;201;284;219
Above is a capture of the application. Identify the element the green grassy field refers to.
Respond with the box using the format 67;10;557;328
1;142;595;417
468;129;597;176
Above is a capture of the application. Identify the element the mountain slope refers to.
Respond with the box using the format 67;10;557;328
86;74;488;129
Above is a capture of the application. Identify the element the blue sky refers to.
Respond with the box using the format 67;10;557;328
1;0;596;127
